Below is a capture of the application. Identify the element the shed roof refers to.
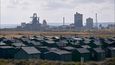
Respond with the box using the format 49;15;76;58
81;45;91;48
22;47;41;54
76;48;90;53
13;43;26;47
0;42;6;45
73;38;82;41
36;37;44;41
84;39;91;44
93;41;101;45
30;41;41;45
38;46;49;49
105;39;113;44
59;40;68;43
45;40;55;44
47;48;71;55
108;47;115;51
93;48;104;53
51;50;71;55
52;50;71;55
63;46;76;50
0;46;13;49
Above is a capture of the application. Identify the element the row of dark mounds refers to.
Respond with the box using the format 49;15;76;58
0;36;115;62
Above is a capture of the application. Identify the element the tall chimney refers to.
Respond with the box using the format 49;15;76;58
95;13;98;29
63;17;65;26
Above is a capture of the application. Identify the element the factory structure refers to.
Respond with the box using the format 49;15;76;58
17;12;99;31
86;17;94;29
74;12;94;30
17;13;48;31
74;12;83;29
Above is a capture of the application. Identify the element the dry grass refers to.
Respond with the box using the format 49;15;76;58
0;29;115;38
0;58;115;65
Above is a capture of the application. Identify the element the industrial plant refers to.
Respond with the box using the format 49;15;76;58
16;12;93;31
15;12;114;32
17;13;48;31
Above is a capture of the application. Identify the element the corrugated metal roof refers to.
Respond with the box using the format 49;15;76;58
59;40;68;43
63;46;76;50
76;48;90;53
52;50;71;55
81;45;91;48
93;41;101;45
47;48;71;55
38;46;49;49
93;48;104;53
104;39;113;44
30;41;41;45
73;38;82;41
22;47;41;54
0;46;13;48
13;43;26;47
0;42;6;45
108;47;115;50
84;39;91;44
45;40;55;44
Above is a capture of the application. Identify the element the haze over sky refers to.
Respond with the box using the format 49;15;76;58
0;0;115;25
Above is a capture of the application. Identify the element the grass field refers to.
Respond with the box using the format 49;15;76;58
0;58;115;65
0;29;115;38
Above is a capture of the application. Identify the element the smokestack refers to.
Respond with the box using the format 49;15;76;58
63;17;65;26
95;13;98;29
114;0;115;31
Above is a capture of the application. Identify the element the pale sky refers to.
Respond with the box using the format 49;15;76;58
0;0;115;24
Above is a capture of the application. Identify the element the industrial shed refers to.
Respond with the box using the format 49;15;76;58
12;42;26;47
36;46;49;59
0;46;18;59
88;41;102;48
72;38;84;45
14;47;41;59
42;40;57;47
91;48;105;61
81;45;91;49
0;42;6;46
61;46;81;61
75;48;91;61
106;47;115;57
29;41;42;46
101;39;112;48
44;48;72;61
56;40;68;47
83;39;91;44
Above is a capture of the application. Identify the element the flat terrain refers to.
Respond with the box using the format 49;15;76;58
0;29;115;38
0;58;115;65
